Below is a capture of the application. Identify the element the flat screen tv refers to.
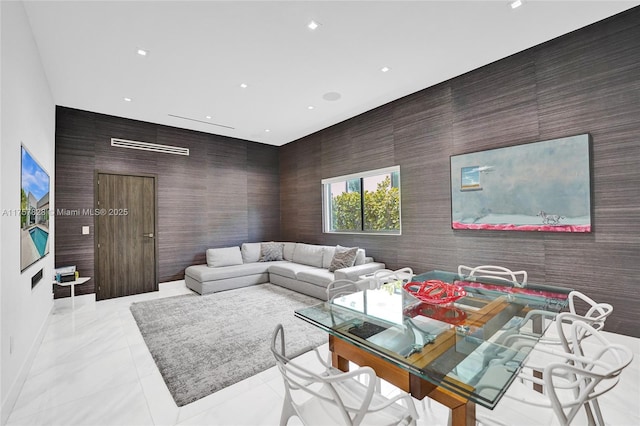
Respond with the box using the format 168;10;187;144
21;145;51;271
450;134;591;232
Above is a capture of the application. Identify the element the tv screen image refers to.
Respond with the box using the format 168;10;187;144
21;145;51;271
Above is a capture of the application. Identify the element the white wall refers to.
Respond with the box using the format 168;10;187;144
0;1;55;423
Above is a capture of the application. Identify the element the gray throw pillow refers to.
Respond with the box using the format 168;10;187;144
260;242;284;262
329;245;359;272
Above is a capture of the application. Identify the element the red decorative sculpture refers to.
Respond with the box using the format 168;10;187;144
403;280;466;305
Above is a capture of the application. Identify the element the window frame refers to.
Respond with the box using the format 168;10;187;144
321;165;401;236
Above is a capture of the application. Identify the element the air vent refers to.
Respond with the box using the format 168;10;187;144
167;114;235;130
110;138;189;156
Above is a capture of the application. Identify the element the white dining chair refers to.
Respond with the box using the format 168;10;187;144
549;291;613;349
475;320;633;426
457;264;528;287
326;272;434;416
326;278;370;301
371;267;415;289
500;290;613;352
270;324;420;426
479;290;614;379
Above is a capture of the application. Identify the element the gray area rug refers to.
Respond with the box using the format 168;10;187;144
130;283;327;406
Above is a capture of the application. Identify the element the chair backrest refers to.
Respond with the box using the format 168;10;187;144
545;320;633;425
371;267;414;289
458;264;528;287
553;291;613;353
271;324;416;426
271;324;369;425
567;291;613;331
326;278;369;301
482;320;633;426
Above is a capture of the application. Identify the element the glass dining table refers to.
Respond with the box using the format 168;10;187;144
295;270;573;426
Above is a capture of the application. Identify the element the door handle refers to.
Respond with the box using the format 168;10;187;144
143;233;154;238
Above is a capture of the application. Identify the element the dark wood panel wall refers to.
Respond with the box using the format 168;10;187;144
55;108;280;297
279;8;640;337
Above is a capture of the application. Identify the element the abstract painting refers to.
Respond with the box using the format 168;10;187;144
450;134;591;232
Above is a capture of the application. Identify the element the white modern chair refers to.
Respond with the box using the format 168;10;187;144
271;324;419;426
326;272;434;416
480;290;613;375
476;320;633;426
499;290;613;352
326;278;370;301
371;267;415;289
541;291;613;352
457;264;528;287
331;269;442;417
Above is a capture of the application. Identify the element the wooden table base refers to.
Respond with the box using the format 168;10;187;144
330;335;476;426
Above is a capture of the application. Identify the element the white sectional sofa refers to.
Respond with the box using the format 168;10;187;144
184;242;385;300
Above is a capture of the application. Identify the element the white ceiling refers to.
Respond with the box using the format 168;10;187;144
23;0;639;146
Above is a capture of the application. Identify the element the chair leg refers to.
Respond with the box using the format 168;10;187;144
280;393;296;426
420;398;431;413
588;399;605;426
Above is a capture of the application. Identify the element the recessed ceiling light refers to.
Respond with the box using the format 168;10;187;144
323;92;342;101
206;115;212;120
240;83;248;89
381;66;391;73
265;129;271;133
307;20;320;30
123;97;132;102
307;105;315;110
136;48;148;56
511;0;523;9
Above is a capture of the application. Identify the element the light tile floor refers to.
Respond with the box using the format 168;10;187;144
5;280;640;426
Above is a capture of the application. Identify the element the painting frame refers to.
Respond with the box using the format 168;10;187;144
450;134;592;233
20;144;51;272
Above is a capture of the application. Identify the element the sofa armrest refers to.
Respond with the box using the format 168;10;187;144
334;262;386;281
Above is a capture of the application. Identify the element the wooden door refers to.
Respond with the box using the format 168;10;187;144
96;173;157;300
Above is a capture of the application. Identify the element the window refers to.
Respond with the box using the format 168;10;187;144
322;166;401;235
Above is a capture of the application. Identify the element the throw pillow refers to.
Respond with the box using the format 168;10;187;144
329;245;359;272
260;242;284;262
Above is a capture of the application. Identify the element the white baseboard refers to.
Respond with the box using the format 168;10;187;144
1;302;53;426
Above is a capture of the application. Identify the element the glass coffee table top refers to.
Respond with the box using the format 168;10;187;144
295;270;572;408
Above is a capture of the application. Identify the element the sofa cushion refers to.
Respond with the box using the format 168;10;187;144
206;247;243;268
322;246;336;269
280;242;296;261
354;248;366;265
260;242;284;261
292;243;324;268
241;243;262;263
186;262;275;281
268;262;318;280
329;245;359;272
297;269;335;288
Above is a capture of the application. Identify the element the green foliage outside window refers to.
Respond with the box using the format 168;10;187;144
21;188;28;228
331;176;400;232
331;191;361;231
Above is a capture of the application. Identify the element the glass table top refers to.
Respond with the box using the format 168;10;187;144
295;270;572;409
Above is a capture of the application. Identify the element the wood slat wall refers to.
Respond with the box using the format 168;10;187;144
54;108;280;297
279;8;640;337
